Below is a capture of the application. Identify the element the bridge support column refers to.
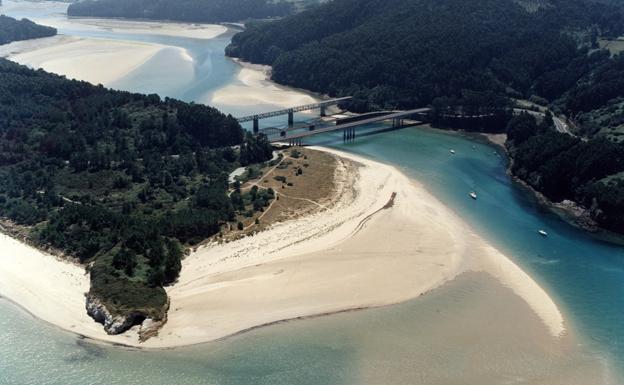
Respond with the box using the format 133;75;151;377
253;117;259;134
288;110;294;127
343;127;356;142
320;105;326;117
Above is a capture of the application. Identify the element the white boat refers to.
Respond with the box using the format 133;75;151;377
450;149;456;154
469;191;477;200
538;230;548;237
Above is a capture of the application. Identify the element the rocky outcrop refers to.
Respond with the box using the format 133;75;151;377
138;317;166;342
85;294;147;335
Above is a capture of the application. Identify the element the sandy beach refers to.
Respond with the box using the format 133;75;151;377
0;147;564;349
208;60;318;109
47;18;227;40
0;233;141;346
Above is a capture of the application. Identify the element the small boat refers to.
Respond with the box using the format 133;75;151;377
450;149;456;154
469;191;477;200
538;229;548;237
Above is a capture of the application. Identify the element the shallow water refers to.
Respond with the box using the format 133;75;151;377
1;1;624;383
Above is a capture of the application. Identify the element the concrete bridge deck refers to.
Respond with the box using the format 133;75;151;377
237;97;353;132
268;108;430;144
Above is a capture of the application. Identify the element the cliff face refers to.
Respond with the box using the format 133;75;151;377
85;294;145;335
85;294;168;340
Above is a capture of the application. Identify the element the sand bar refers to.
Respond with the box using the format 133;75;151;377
54;18;227;40
0;35;193;87
1;35;161;86
209;60;318;109
1;0;227;40
0;148;564;348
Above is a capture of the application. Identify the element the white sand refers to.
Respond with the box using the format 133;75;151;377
0;35;191;87
52;18;227;40
0;233;140;345
209;61;318;109
0;148;564;348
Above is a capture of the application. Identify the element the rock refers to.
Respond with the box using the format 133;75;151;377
138;318;165;342
85;294;146;335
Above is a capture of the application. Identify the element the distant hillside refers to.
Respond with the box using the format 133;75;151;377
227;0;623;112
67;0;294;23
227;0;624;236
0;14;56;45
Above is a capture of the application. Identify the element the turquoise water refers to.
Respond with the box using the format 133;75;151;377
1;1;624;383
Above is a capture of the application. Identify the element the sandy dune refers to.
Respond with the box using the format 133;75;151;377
0;148;564;348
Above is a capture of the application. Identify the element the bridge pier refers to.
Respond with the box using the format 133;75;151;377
288;110;294;127
343;127;356;143
287;138;303;147
253;117;259;134
320;105;326;117
392;118;405;128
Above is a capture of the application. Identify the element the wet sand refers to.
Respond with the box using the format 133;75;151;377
0;35;179;86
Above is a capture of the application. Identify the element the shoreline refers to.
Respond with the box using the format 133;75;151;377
431;125;624;245
207;57;320;110
0;147;566;350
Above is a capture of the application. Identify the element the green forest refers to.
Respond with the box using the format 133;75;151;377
227;0;624;111
0;52;272;331
67;0;294;23
228;0;624;236
0;15;56;44
507;114;624;233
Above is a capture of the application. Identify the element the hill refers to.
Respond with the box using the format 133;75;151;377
226;0;623;112
226;0;624;236
0;56;274;335
67;0;294;23
0;14;56;45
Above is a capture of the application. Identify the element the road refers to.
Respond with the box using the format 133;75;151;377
512;107;573;136
553;116;572;135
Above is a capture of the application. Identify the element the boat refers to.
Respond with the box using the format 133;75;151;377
538;229;548;237
450;149;456;154
469;191;477;200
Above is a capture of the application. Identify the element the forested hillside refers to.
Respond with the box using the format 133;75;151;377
67;0;293;23
507;114;624;234
0;58;273;334
0;14;56;45
227;0;623;112
228;0;624;236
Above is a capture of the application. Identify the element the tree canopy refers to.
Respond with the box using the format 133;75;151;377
227;0;624;111
0;14;56;45
0;56;272;330
67;0;294;23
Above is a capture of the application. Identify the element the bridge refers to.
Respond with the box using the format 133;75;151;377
236;97;353;133
266;108;430;144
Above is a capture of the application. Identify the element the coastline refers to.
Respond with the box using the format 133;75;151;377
437;126;623;243
0;147;566;349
